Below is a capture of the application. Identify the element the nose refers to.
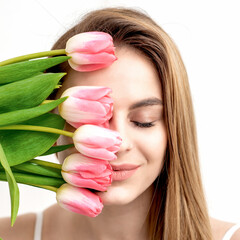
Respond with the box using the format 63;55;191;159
108;115;133;153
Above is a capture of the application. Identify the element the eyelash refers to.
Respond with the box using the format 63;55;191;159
132;121;155;128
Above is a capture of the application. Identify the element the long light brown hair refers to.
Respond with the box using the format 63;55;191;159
50;7;212;240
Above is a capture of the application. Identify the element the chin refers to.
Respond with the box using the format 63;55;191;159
96;184;137;206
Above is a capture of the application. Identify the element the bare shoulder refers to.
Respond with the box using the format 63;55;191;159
0;213;36;240
210;217;240;240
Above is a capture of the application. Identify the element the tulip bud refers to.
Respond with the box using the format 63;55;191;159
59;86;113;128
62;153;112;191
66;32;117;72
56;183;103;217
73;124;122;161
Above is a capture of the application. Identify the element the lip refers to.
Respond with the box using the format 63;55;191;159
110;164;140;171
111;164;140;181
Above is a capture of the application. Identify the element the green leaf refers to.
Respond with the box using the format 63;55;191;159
13;162;62;178
0;143;19;226
0;113;65;166
0;56;70;85
0;73;66;114
0;97;67;126
40;144;74;156
0;172;65;188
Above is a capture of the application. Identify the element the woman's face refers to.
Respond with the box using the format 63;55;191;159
56;46;167;205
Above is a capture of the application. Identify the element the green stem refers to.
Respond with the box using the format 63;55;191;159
29;184;58;192
0;125;74;138
30;159;62;170
55;84;62;89
41;100;54;105
0;172;65;188
0;177;58;192
0;49;66;67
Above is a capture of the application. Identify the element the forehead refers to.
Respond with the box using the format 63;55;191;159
61;46;162;106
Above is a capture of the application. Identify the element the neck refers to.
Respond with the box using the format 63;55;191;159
79;185;154;240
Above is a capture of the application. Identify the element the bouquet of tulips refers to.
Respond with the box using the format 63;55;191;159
0;32;120;225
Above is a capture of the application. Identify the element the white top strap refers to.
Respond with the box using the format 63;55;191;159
34;212;43;240
222;223;240;240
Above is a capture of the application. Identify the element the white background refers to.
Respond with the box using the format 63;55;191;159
0;0;239;223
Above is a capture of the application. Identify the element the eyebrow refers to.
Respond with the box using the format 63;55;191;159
129;97;163;110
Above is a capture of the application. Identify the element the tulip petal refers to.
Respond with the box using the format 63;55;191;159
68;61;114;72
66;32;113;53
59;86;113;127
68;52;117;65
56;184;103;217
68;86;113;101
65;31;117;72
73;125;122;149
69;121;110;129
73;125;121;160
63;153;111;169
107;145;121;153
62;153;112;191
83;41;115;54
59;98;110;123
74;144;117;161
61;173;108;191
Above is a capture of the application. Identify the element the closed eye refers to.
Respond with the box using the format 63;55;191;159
131;121;155;128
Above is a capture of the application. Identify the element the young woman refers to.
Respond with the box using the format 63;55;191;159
0;7;240;240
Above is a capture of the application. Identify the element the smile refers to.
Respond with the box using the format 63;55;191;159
111;164;140;181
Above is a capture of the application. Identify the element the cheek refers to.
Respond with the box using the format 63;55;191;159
139;128;167;187
135;126;167;181
136;125;167;166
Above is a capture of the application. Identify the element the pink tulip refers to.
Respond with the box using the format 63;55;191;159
59;86;113;128
56;183;103;217
65;31;117;72
61;153;112;191
73;124;122;161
